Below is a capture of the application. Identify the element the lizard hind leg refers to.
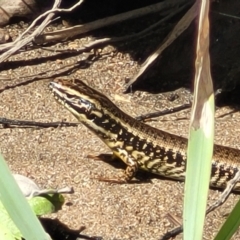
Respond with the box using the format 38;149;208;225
90;153;139;184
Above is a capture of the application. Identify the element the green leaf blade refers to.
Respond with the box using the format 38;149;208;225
214;198;240;240
0;154;50;240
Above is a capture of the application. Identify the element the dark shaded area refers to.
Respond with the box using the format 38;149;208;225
61;0;164;22
1;0;240;107
60;0;240;107
124;1;240;106
5;0;240;107
39;218;102;240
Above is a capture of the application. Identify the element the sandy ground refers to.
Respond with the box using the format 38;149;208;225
1;13;240;240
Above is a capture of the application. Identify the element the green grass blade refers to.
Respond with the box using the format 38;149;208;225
184;95;214;240
214;198;240;240
0;200;22;239
183;0;214;239
0;154;50;240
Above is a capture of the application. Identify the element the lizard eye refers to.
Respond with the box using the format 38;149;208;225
79;98;89;105
78;98;94;111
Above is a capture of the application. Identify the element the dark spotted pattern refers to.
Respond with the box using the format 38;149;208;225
50;79;240;190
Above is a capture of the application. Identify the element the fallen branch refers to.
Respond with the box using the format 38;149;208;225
34;0;188;44
126;1;198;88
41;2;189;57
0;117;79;129
0;0;84;63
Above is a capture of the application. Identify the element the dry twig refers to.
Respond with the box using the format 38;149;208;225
34;0;188;44
126;1;198;88
0;117;79;129
41;3;189;56
0;0;84;63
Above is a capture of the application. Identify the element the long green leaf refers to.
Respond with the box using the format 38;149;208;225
0;154;50;240
184;95;214;239
214;198;240;240
183;0;214;239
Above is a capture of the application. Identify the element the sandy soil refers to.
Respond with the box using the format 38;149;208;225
1;5;240;239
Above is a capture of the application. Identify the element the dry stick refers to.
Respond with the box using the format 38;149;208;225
34;0;188;44
0;0;61;59
206;170;240;214
20;0;84;42
0;0;84;63
160;170;240;240
0;3;184;83
126;2;198;88
41;3;189;56
0;117;79;128
136;103;191;121
0;0;83;50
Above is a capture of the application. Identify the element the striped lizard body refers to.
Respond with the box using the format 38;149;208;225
49;78;240;191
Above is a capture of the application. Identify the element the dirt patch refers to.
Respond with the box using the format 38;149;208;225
1;1;240;239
